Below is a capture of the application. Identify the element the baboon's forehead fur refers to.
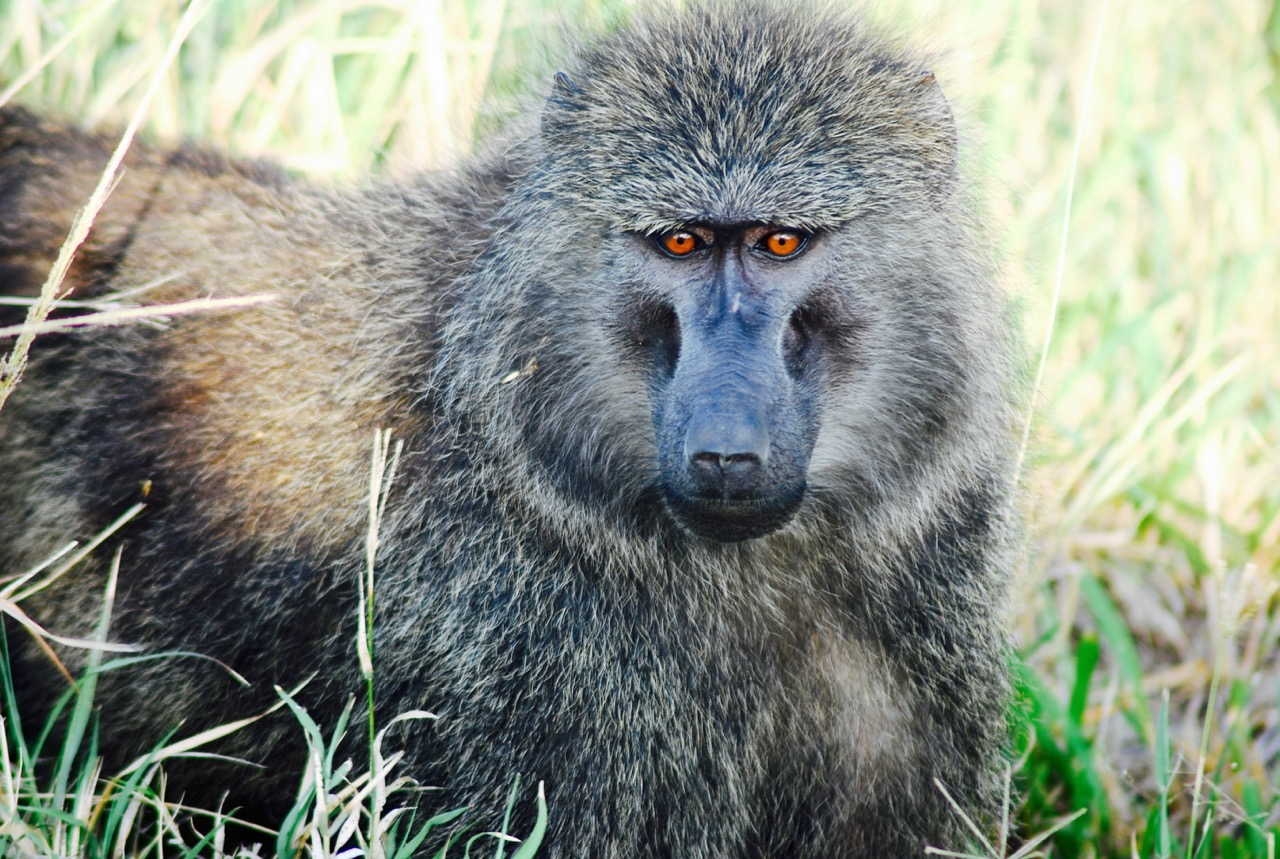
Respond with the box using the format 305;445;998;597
543;3;953;231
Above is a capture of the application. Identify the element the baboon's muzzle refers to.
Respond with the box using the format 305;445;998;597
656;300;811;543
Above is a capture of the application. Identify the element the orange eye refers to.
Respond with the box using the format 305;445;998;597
660;231;700;256
763;230;806;257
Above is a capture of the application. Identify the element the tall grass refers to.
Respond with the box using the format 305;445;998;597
1;0;1277;856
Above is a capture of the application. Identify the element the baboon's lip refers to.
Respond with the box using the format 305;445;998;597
662;485;805;542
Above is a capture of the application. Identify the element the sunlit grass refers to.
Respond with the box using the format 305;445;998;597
1;0;1277;855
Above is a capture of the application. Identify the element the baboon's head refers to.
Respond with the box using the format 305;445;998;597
520;3;991;544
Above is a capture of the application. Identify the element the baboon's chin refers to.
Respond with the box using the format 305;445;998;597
663;487;805;543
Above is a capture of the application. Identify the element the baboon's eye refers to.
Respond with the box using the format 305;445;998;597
760;230;808;258
657;231;702;257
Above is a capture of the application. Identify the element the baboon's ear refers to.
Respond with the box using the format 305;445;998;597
912;69;960;195
542;71;585;140
552;71;581;97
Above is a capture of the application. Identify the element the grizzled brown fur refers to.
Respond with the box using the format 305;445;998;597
0;4;1014;856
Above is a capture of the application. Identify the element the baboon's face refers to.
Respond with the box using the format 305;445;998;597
540;10;970;542
617;223;828;542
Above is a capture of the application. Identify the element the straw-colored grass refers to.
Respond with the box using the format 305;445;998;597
1;0;1277;856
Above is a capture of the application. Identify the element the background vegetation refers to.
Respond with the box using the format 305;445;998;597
1;0;1277;856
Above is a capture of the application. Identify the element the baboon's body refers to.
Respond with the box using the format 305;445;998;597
0;5;1013;857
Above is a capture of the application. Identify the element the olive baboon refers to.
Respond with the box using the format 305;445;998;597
0;3;1014;856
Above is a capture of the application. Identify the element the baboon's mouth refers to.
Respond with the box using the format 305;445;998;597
662;485;805;542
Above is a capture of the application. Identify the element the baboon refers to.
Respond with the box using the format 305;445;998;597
0;3;1014;856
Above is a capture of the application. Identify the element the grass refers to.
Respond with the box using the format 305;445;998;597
1;0;1278;856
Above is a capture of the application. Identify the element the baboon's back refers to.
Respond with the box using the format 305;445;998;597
0;102;511;813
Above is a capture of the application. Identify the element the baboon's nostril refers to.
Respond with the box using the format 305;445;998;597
685;413;769;499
